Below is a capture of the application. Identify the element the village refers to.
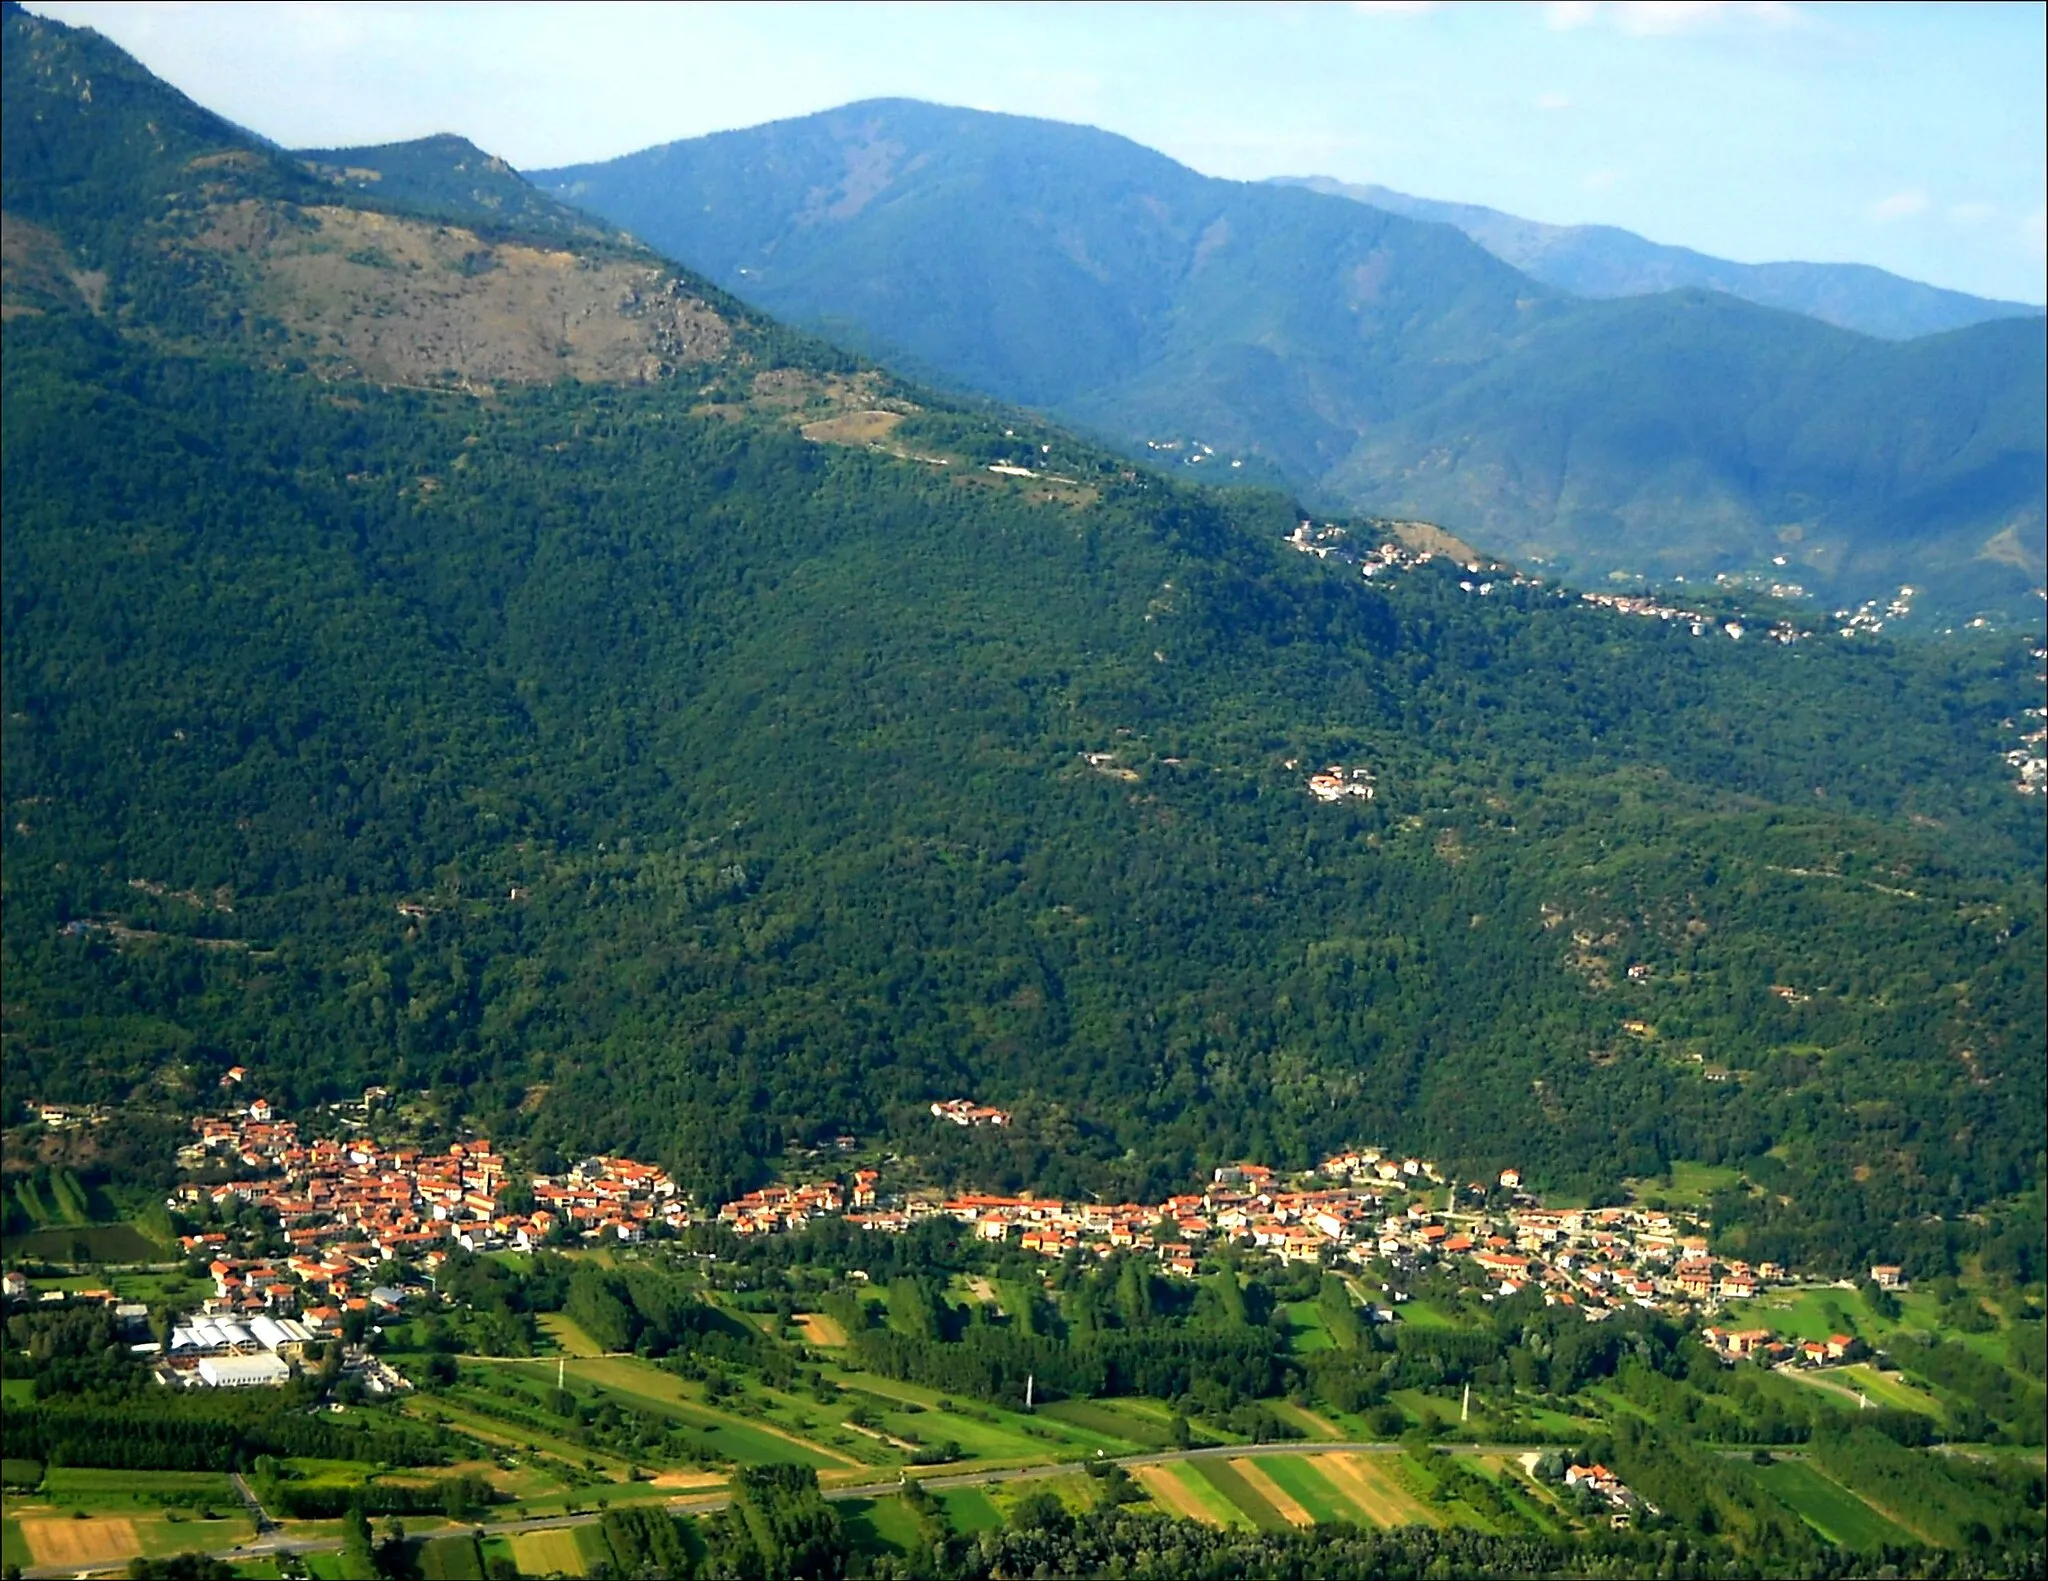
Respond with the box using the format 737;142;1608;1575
6;1089;1897;1398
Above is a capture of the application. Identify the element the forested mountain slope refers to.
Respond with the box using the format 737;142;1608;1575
3;8;2043;1277
535;99;2046;619
1276;175;2046;342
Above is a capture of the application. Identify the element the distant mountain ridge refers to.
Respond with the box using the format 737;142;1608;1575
534;99;2046;618
1274;176;2046;343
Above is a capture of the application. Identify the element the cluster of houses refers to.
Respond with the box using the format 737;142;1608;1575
1576;589;1804;645
2003;660;2045;796
929;1098;1012;1128
715;1148;1834;1324
169;1103;687;1297
1302;764;1376;803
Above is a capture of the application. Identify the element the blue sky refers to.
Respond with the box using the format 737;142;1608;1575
35;1;2048;303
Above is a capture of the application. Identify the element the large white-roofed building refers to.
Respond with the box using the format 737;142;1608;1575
196;1352;290;1388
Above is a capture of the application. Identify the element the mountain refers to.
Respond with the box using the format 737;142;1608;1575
1275;176;2046;342
4;7;2044;1272
534;99;2047;618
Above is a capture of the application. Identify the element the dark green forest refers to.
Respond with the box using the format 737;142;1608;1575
2;3;2044;1278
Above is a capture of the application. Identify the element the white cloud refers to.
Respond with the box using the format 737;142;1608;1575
2025;207;2047;259
1535;91;1575;111
1584;168;1619;190
1547;2;1803;34
1872;189;1930;221
1945;201;1996;226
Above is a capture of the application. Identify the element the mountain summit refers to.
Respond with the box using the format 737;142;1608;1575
536;99;2046;617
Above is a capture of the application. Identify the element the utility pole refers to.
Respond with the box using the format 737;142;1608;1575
557;1355;565;1392
1025;1373;1035;1411
1462;1382;1471;1423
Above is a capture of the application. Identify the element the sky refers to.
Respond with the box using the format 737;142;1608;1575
31;0;2048;304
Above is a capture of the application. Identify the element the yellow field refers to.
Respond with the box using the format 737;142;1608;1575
511;1525;589;1576
21;1514;142;1567
1315;1454;1441;1527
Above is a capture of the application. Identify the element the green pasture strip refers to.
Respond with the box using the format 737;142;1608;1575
42;1467;238;1507
1161;1462;1256;1529
419;1532;486;1579
573;1520;617;1569
409;1392;635;1474
1;1379;36;1408
3;1222;167;1263
1255;1455;1360;1525
934;1486;1003;1532
1;1519;30;1572
1393;1300;1463;1330
1753;1458;1917;1550
1266;1400;1346;1440
136;1514;257;1557
1831;1363;1947;1415
1192;1457;1292;1531
1034;1397;1172;1448
561;1361;848;1468
1778;1364;1941;1421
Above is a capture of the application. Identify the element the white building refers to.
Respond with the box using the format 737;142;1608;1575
197;1352;290;1388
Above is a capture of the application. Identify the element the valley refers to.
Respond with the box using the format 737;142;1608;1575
1;5;2042;1577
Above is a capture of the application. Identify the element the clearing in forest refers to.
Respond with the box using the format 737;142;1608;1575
1315;1454;1442;1527
792;1312;847;1346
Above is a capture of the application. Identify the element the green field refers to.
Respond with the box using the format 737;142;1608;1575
41;1467;239;1510
1278;1300;1335;1353
1191;1458;1292;1531
840;1493;928;1558
1;1221;167;1263
1034;1396;1177;1448
1256;1455;1364;1525
419;1531;486;1579
934;1486;1003;1532
1753;1458;1917;1550
1;1519;30;1573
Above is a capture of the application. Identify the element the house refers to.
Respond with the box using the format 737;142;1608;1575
2;1270;29;1301
1498;1168;1521;1190
1869;1264;1906;1290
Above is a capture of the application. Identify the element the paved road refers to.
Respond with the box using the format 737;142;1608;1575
18;1439;1556;1578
